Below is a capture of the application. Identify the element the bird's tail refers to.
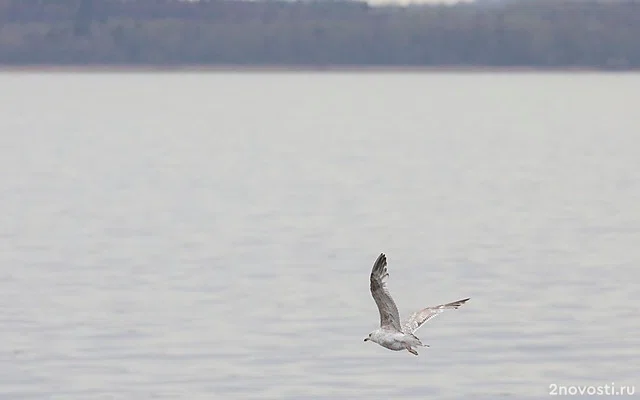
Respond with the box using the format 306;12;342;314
407;333;429;347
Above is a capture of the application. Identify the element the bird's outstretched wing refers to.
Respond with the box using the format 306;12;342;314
402;297;470;334
370;253;402;332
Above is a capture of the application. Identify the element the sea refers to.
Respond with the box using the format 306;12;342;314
1;71;638;399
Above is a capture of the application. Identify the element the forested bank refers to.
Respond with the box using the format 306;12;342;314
0;0;638;68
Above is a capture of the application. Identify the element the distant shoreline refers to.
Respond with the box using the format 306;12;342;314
1;65;638;73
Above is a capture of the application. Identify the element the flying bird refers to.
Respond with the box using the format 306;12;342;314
363;253;470;356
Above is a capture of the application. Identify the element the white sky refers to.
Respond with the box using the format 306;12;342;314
366;0;473;5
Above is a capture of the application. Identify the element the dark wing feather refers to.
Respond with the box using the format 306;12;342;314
369;253;402;332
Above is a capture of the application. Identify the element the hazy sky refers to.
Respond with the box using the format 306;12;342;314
366;0;473;5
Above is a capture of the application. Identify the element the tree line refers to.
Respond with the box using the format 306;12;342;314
0;0;639;68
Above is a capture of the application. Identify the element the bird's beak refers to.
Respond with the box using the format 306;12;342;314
364;338;369;342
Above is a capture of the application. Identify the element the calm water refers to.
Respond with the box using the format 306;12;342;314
1;72;639;400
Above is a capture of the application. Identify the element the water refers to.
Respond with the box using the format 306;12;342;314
1;72;638;399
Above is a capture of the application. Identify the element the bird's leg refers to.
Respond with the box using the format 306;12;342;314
406;346;418;356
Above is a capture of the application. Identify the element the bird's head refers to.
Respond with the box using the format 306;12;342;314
363;332;373;342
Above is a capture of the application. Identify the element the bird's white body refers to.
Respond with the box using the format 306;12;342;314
367;328;425;352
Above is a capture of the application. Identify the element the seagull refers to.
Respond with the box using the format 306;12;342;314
363;253;470;356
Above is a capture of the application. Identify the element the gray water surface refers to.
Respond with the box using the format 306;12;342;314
1;72;639;399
